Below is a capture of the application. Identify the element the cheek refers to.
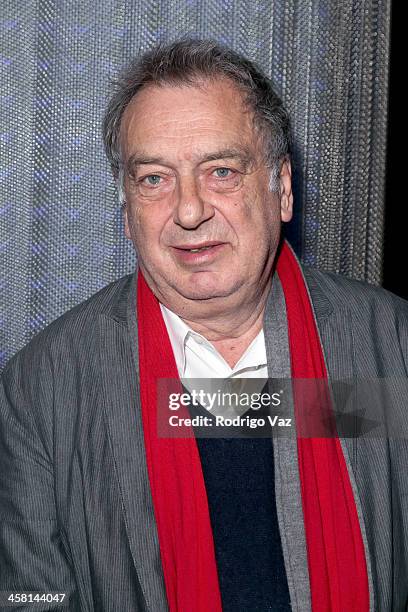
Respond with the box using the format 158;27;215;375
126;203;142;229
237;192;280;252
240;191;275;232
128;204;170;254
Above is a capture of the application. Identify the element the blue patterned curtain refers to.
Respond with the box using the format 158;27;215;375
0;0;391;368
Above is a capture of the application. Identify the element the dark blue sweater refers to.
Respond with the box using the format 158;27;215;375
194;423;292;611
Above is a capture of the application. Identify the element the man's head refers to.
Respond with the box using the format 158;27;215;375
102;39;293;318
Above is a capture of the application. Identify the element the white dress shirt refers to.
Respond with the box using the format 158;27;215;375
160;303;268;379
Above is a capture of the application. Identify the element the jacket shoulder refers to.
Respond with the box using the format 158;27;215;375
302;266;408;317
302;267;408;374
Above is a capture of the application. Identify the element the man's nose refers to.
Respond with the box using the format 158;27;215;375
173;174;214;229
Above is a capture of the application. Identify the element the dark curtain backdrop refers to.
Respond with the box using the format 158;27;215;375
0;1;391;368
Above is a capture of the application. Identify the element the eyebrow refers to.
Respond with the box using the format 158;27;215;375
199;148;253;165
126;147;254;172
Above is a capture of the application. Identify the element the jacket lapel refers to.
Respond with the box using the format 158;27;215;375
263;275;312;612
267;260;375;611
98;273;168;612
302;266;376;612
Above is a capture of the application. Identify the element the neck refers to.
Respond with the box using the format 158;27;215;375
178;279;272;368
140;258;276;369
187;311;265;369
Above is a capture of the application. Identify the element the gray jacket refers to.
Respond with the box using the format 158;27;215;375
0;266;407;611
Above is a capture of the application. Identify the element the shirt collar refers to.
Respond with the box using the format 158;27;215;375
159;303;198;375
159;303;267;377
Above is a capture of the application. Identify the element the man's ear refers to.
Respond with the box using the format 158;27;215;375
279;159;293;223
123;204;132;240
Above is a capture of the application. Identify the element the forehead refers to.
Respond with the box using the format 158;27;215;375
119;78;261;160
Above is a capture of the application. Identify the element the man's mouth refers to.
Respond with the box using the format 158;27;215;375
173;241;225;252
183;246;212;253
170;241;227;263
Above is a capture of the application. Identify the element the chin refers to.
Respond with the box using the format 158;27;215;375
175;273;238;301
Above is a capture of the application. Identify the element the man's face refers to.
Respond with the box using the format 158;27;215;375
120;78;293;308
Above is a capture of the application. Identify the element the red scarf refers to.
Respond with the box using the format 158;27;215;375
137;240;369;611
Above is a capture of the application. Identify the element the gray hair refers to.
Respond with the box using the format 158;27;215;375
102;38;292;203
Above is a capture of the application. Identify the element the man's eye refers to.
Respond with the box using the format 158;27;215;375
142;175;162;186
213;168;233;178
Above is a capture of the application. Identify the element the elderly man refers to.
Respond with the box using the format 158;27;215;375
1;39;407;612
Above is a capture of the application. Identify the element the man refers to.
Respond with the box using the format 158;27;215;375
0;39;407;612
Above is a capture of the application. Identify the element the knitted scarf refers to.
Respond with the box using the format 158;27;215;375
137;240;369;611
